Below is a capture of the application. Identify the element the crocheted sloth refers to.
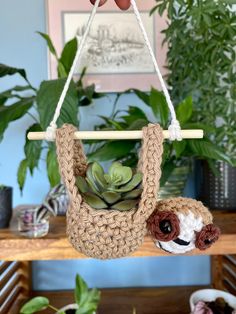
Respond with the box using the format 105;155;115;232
147;197;221;254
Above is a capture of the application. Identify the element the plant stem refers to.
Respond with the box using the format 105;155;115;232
26;112;38;123
48;304;61;312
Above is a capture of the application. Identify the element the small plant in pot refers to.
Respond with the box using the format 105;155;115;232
0;184;13;228
20;273;100;314
76;162;143;211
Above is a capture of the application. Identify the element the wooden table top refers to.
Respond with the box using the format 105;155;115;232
0;211;236;261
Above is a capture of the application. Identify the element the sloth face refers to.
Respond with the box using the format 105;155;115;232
147;208;220;254
156;211;204;254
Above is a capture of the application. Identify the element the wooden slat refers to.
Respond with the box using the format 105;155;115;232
223;267;236;290
0;261;13;275
30;286;208;314
1;285;22;314
0;262;20;290
1;211;236;261
223;255;236;274
211;255;224;290
0;273;21;304
223;278;236;295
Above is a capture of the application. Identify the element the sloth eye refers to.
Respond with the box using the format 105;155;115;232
204;238;213;245
159;220;172;234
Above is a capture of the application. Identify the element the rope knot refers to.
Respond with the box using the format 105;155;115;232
46;122;57;141
168;119;182;141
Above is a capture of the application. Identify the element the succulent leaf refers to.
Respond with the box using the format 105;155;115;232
108;162;132;186
86;164;101;193
92;162;107;189
76;176;90;193
123;188;142;200
102;191;121;204
112;173;142;193
111;199;138;211
83;192;108;209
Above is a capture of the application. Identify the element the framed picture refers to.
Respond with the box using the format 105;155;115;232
46;0;167;92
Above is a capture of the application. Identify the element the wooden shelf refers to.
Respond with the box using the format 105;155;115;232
15;286;208;314
1;211;236;261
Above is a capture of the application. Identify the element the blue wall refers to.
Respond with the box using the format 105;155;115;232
0;0;210;290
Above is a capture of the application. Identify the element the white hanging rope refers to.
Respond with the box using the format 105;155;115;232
130;0;182;141
45;0;101;141
45;0;182;141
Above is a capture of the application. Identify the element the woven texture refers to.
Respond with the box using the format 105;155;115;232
156;197;213;225
56;123;164;259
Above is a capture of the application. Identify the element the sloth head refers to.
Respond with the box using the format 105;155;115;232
147;197;221;254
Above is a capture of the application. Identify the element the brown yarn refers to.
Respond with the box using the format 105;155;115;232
147;211;180;242
196;224;221;250
56;123;163;259
156;197;213;225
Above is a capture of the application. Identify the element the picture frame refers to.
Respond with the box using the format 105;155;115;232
46;0;167;92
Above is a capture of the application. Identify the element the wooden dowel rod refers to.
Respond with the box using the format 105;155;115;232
27;129;204;141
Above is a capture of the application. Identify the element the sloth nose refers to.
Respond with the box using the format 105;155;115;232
173;238;190;246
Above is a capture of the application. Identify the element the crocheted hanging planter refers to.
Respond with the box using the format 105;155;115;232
147;197;221;254
56;123;164;259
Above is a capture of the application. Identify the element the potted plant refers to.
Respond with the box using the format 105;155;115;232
87;89;233;199
0;33;104;193
0;184;13;228
151;0;236;207
20;273;100;314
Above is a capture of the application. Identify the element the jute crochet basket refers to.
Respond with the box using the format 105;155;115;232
56;123;164;259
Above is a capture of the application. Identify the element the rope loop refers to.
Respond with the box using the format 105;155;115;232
46;122;57;141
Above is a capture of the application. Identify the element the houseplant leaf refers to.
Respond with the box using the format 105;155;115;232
17;159;28;192
88;140;137;162
47;147;60;187
37;78;78;130
188;140;233;165
24;124;43;174
20;296;49;313
0;97;34;141
37;32;58;58
176;96;193;125
150;87;169;127
59;37;78;75
0;63;27;81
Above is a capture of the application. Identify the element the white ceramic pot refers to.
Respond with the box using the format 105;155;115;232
57;304;96;313
190;289;236;312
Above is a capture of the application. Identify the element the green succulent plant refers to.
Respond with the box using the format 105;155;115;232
76;162;143;211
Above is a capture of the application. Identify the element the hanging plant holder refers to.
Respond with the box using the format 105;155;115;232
27;0;220;258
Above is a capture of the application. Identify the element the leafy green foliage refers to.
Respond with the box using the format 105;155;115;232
76;162;142;211
20;297;49;314
20;274;99;314
75;274;100;314
90;89;233;186
37;32;58;58
0;63;28;81
47;147;61;187
0;32;105;190
151;0;236;161
59;38;78;75
0;97;34;141
37;78;78;129
17;159;28;192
